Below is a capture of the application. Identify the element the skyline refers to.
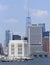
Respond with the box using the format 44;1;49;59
0;0;50;44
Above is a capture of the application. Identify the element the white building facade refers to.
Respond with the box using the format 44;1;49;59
8;40;29;59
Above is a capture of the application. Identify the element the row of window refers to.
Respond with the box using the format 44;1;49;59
11;44;22;57
18;44;22;57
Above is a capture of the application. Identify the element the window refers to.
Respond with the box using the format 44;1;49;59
11;44;15;55
18;44;22;57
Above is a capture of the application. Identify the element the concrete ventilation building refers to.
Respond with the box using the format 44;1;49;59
8;35;29;60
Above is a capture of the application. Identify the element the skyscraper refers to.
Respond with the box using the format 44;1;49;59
26;10;31;56
27;24;43;55
38;23;45;37
38;23;45;32
5;30;12;47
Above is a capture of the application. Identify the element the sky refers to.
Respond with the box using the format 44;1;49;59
0;0;50;45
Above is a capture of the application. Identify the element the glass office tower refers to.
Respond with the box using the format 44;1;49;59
5;30;12;47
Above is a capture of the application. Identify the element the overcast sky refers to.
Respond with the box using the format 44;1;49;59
0;0;50;44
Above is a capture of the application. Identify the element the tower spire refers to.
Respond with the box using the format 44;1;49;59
26;0;31;37
26;3;31;26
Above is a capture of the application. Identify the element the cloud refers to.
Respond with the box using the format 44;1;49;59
4;18;19;23
24;1;48;19
0;4;8;11
30;9;48;18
